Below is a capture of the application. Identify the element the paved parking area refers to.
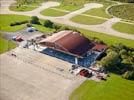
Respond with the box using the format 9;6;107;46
0;48;85;100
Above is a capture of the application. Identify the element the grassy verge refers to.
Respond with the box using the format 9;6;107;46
0;35;17;54
0;14;30;32
108;4;134;21
71;15;106;25
41;8;68;17
112;22;134;34
70;74;134;100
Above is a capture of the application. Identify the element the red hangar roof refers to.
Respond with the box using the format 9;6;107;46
39;30;107;58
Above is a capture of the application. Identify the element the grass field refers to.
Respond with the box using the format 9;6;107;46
108;4;134;21
78;28;134;48
71;15;106;25
9;0;44;11
33;24;55;33
53;4;82;11
41;8;68;17
0;14;30;32
84;0;115;18
70;74;134;100
112;22;134;34
10;3;39;12
0;36;16;54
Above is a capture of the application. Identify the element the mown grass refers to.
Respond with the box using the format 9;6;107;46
112;22;134;34
0;14;30;32
41;8;68;17
10;3;39;12
71;15;106;25
53;4;82;11
70;74;134;100
78;28;134;48
84;0;115;18
0;34;17;54
33;24;55;34
108;4;134;21
9;0;44;11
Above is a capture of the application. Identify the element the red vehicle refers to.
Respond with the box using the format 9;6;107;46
16;36;23;42
12;35;23;42
79;69;89;77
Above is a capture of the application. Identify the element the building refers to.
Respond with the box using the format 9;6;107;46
39;30;107;67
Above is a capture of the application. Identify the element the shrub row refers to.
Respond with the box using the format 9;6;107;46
10;20;29;26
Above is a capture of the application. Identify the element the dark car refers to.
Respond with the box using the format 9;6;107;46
79;69;89;77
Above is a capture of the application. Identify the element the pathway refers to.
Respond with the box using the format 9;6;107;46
0;0;134;40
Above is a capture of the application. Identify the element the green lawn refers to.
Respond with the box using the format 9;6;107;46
41;8;68;17
84;0;115;18
10;3;39;12
112;22;134;34
54;4;82;11
33;24;55;34
9;0;44;11
70;74;134;100
71;15;106;25
0;14;30;32
78;28;134;48
0;36;16;54
108;4;134;21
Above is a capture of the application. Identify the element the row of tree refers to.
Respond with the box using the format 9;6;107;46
98;44;134;80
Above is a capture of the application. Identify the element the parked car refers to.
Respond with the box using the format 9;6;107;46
79;69;92;77
27;27;37;32
79;69;89;77
12;35;23;42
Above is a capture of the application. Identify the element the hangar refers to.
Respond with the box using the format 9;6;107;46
39;30;107;67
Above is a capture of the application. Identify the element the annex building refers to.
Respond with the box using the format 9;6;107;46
39;30;107;68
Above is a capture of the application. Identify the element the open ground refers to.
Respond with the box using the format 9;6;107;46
0;47;85;100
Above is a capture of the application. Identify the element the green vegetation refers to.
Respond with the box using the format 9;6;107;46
108;4;134;21
84;0;115;18
41;8;68;17
78;29;134;48
71;15;106;25
112;22;134;34
33;24;55;33
98;44;134;80
70;74;134;100
113;0;134;3
0;14;30;32
10;0;44;11
0;34;16;54
54;4;82;11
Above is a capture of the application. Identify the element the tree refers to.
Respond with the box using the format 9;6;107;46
52;23;61;31
122;71;134;80
30;16;40;24
99;51;120;71
43;20;53;28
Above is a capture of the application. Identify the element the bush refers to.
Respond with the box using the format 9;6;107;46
43;20;54;28
52;23;61;30
10;20;28;26
30;16;40;24
122;71;134;80
27;23;32;27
